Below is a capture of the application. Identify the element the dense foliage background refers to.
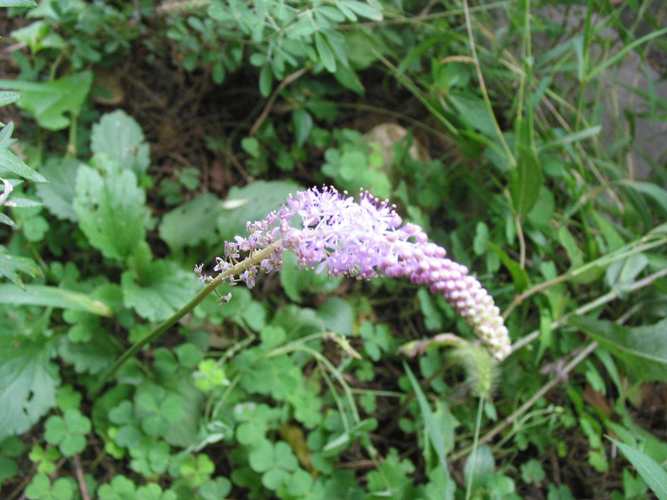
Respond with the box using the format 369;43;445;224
1;0;666;498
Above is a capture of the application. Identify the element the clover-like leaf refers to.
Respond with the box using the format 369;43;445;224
25;473;75;500
98;475;137;500
134;384;186;438
179;454;214;487
44;409;91;456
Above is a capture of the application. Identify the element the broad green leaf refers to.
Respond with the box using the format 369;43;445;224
59;332;120;375
464;445;496;484
0;335;58;440
74;165;147;261
35;158;80;221
571;316;667;367
0;72;93;130
159;193;222;251
218;180;300;240
317;297;354;336
0;284;112;315
448;92;496;136
91;110;150;175
612;439;667;500
121;260;199;322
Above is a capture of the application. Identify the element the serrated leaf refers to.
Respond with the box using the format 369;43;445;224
74;165;147;261
0;284;112;315
59;332;120;374
0;336;58;440
35;158;80;221
91;110;150;175
121;260;199;322
0;72;92;130
218;180;300;240
612;439;667;499
159;193;222;251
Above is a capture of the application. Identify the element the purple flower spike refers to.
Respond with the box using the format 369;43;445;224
216;186;511;360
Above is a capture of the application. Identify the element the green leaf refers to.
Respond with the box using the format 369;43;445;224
612;439;667;499
404;363;454;499
59;331;120;374
91;111;150;175
0;250;41;285
44;409;91;457
293;109;313;147
620;180;667;216
0;91;19;107
36;159;80;221
464;445;496;484
121;259;199;322
571;316;667;367
0;284;112;315
74;165;147;261
338;0;383;21
448;92;496;137
315;32;336;72
0;140;47;183
25;474;75;500
510;119;543;215
0;0;36;6
0;72;93;130
218;180;300;240
0;336;58;440
280;251;341;303
159;193;222;251
520;459;545;485
98;476;137;500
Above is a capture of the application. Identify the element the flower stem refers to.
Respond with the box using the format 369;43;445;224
92;241;281;395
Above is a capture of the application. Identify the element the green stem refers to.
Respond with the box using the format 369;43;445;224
93;241;282;395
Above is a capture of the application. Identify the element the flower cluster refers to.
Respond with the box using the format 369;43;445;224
214;186;511;360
